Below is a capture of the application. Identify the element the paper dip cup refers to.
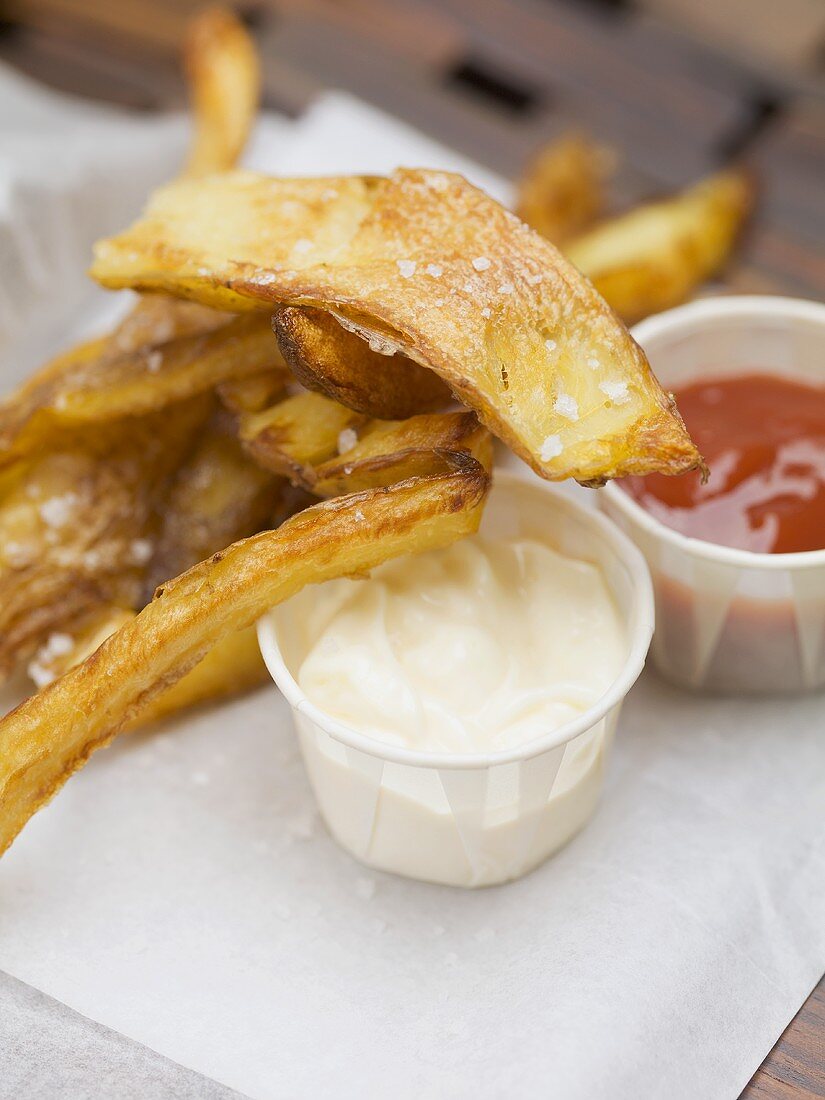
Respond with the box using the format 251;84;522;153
601;295;825;695
258;474;653;888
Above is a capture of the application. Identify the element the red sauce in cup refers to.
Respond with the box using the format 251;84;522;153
623;373;825;553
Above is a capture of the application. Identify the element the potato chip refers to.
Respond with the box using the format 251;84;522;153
92;168;703;484
274;305;451;418
0;456;490;854
516;134;611;243
566;168;754;324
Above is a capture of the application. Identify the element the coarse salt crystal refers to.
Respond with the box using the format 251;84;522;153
526;273;543;286
540;435;563;462
41;632;73;661
338;428;358;454
292;237;313;254
481;307;492;318
498;282;514;295
544;338;557;352
587;356;601;369
253;272;277;285
27;660;55;690
599;379;630;404
396;259;417;278
4;541;30;567
425;263;443;277
129;538;154;565
472;256;491;271
554;393;579;421
354;509;366;522
367;334;398;356
39;493;77;528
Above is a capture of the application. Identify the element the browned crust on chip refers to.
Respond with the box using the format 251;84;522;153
274;305;451;418
91;168;703;484
183;7;260;178
0;457;489;855
311;410;492;496
0;313;284;470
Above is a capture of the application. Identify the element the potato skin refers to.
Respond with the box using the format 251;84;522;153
0;457;490;856
565;168;755;325
91;167;703;484
274;305;451;419
516;134;610;244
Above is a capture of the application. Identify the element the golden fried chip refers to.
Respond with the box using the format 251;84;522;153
238;390;366;484
91;168;702;484
218;369;287;415
106;296;228;355
143;412;282;599
273;305;451;418
516;134;611;243
0;399;210;681
311;410;492;496
183;6;260;178
0;456;489;855
29;606;267;730
565;168;754;324
0;313;283;468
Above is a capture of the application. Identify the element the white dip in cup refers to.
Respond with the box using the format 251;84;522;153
258;473;653;888
600;295;825;695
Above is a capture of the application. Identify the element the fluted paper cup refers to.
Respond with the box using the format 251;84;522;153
600;296;825;695
258;474;653;888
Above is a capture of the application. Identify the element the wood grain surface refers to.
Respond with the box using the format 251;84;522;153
0;1;823;1095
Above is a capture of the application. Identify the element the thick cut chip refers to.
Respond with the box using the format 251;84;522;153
311;410;492;496
183;6;260;178
516;135;611;243
274;305;451;418
218;369;286;415
91;168;702;484
142;412;283;600
238;390;366;484
106;296;227;355
29;606;267;730
565;168;754;325
0;456;490;855
0;398;210;681
0;313;283;468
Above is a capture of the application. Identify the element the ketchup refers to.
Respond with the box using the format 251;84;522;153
622;373;825;553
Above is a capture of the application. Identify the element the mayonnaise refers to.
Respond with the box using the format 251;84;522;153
295;536;626;754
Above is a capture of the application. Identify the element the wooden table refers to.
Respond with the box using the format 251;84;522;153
1;2;823;1094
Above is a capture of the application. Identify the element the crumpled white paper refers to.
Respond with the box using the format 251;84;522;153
0;76;823;1100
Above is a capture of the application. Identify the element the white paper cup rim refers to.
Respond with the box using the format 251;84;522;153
258;473;655;770
602;295;825;571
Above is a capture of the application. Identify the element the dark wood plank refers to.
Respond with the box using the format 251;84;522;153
742;977;825;1099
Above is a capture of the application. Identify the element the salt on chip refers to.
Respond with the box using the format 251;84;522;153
92;168;703;484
